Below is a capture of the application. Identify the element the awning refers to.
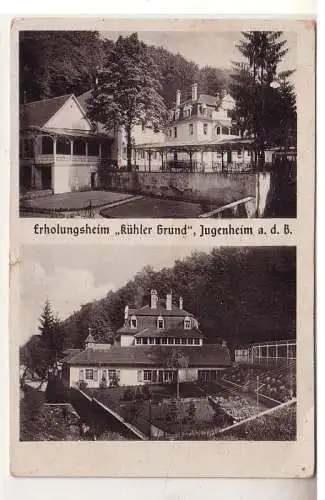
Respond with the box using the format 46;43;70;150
134;136;254;153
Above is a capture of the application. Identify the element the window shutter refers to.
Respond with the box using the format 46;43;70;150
79;369;84;381
93;369;98;381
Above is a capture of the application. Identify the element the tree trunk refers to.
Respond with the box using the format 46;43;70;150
126;124;132;171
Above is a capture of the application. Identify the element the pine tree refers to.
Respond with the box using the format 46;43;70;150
87;33;167;170
38;300;65;373
230;31;296;165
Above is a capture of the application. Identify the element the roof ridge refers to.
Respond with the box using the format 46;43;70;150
22;94;73;107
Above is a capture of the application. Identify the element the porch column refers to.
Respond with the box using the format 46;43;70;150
70;139;74;156
201;150;204;172
160;151;164;171
188;151;193;172
221;150;224;172
148;150;152;173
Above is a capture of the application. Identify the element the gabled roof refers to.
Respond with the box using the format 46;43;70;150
181;93;221;108
20;94;73;129
62;344;231;368
77;90;112;135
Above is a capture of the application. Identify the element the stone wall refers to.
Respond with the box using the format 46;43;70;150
101;171;262;207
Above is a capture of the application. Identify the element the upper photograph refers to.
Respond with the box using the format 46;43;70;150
19;29;297;219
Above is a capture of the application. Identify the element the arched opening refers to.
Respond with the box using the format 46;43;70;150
41;136;54;155
56;137;71;155
216;126;221;135
73;139;86;156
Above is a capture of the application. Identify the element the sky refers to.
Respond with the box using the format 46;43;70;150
102;30;297;82
20;243;216;344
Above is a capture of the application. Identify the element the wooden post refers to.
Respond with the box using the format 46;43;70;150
148;150;151;173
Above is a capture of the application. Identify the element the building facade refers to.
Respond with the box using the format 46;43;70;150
133;84;254;173
62;290;232;388
20;93;114;194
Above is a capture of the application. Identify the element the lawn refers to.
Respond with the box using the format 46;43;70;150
100;196;209;218
21;190;135;212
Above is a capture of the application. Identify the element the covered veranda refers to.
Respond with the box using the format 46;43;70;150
134;137;256;173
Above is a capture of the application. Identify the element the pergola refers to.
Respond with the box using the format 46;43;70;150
134;137;255;172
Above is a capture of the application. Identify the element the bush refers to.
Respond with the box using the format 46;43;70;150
99;377;108;389
77;380;88;391
142;384;151;400
123;387;135;401
187;401;196;421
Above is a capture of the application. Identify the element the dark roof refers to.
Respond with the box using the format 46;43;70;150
20;94;73;129
181;93;221;108
133;328;204;339
62;344;231;368
128;302;195;318
60;348;82;362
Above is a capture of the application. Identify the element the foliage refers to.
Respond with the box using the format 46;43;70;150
20;387;80;441
123;387;135;401
77;380;88;391
19;31;109;103
230;31;296;163
109;372;120;388
20;300;66;380
187;400;196;421
87;33;167;169
62;247;296;349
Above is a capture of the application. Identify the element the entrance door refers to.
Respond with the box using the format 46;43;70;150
227;150;232;164
41;166;52;189
91;172;96;188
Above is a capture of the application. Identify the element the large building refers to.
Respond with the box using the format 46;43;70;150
62;290;232;388
133;84;254;173
19;93;114;194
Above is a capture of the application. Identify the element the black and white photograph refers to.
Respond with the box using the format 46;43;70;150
19;29;297;219
19;245;296;442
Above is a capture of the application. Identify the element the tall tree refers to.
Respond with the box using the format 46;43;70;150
19;31;108;103
230;31;296;166
38;300;65;372
87;33;167;170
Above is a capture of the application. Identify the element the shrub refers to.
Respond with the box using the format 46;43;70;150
77;380;88;391
187;401;196;421
99;377;108;389
123;387;135;401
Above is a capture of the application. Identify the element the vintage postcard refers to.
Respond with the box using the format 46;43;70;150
10;18;315;477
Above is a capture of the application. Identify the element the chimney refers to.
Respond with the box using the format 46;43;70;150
192;83;198;101
179;296;183;309
151;289;158;309
166;292;172;311
176;89;181;107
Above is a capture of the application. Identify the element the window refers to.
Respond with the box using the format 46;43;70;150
144;370;152;382
85;369;98;381
216;126;221;135
184;317;191;329
169;129;172;137
222;126;229;135
155;338;161;345
188;338;194;345
149;337;155;345
142;337;148;344
167;338;174;345
194;338;200;345
175;338;180;345
136;338;142;345
162;338;167;345
130;315;137;329
157;316;164;329
203;123;208;135
79;369;85;381
189;123;193;136
181;338;187;345
174;127;177;138
102;369;107;380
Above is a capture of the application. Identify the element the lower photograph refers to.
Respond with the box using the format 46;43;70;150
19;244;296;442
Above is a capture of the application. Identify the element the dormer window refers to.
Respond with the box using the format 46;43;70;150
130;315;137;329
184;316;191;329
157;316;164;329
